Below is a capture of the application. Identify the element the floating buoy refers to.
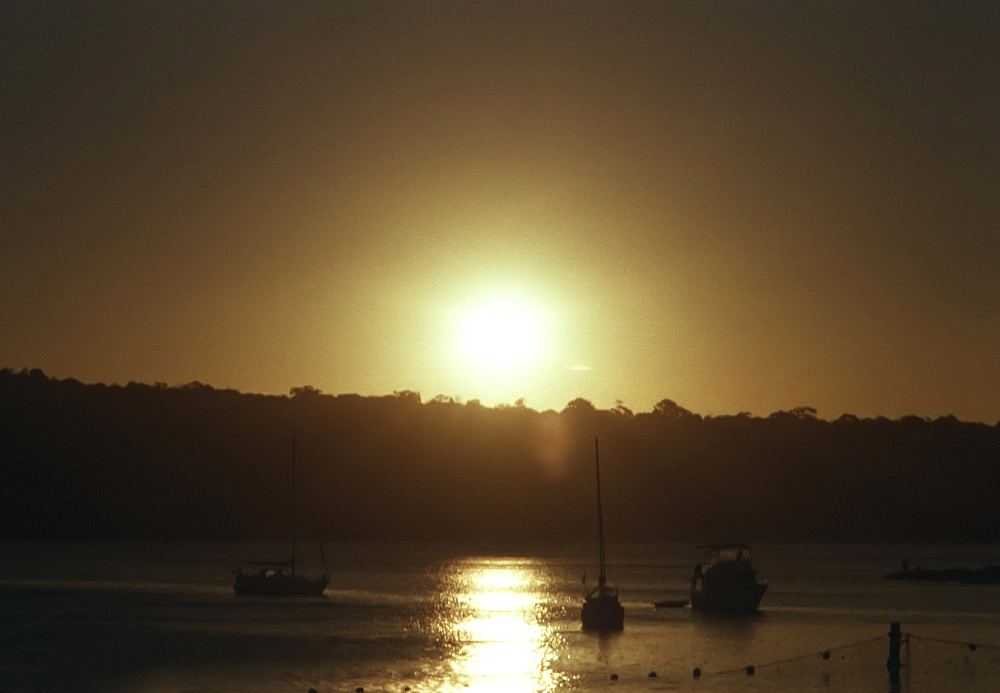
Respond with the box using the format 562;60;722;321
745;665;755;676
822;650;831;660
356;688;364;693
692;667;701;678
969;643;978;652
610;673;619;681
648;671;657;678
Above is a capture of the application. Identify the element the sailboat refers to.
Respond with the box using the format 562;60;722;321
233;437;330;596
581;437;624;631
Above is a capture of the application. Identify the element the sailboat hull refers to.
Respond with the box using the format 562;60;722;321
581;589;625;631
233;570;329;596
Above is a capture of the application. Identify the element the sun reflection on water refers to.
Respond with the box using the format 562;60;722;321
424;557;569;692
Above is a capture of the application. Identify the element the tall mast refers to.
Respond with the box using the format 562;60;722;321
291;435;297;577
595;437;607;588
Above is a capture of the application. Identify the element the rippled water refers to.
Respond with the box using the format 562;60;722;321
2;542;999;692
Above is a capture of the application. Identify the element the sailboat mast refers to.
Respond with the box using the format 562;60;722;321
595;437;607;588
291;435;297;577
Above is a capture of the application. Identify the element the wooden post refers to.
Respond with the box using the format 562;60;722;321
887;621;902;687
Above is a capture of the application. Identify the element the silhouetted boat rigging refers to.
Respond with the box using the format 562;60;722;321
233;437;329;596
689;543;767;613
581;437;625;631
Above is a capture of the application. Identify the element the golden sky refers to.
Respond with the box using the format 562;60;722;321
4;1;999;421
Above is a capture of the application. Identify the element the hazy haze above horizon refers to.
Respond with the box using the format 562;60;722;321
4;1;998;422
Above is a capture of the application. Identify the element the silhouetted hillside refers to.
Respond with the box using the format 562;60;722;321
2;368;998;542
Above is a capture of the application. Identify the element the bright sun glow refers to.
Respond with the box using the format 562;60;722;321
433;286;564;407
459;299;543;368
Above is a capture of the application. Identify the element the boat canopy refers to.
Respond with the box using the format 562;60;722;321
698;543;753;563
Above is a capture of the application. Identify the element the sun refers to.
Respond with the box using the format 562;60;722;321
459;298;543;369
433;287;559;405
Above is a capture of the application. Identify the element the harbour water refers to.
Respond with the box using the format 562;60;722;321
2;541;999;692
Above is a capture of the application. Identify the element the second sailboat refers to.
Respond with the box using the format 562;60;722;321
581;437;624;631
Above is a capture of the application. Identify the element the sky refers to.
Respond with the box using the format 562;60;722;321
3;1;998;422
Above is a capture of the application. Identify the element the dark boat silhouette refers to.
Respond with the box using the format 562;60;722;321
885;565;1000;584
581;438;625;631
233;437;329;596
689;543;767;613
232;563;329;596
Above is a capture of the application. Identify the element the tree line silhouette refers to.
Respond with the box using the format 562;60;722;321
2;368;998;542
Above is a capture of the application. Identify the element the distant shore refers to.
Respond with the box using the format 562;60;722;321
885;565;1000;584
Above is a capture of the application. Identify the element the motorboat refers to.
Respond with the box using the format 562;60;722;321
689;543;766;613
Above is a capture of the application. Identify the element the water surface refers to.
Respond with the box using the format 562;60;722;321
2;542;999;692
